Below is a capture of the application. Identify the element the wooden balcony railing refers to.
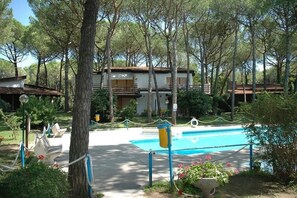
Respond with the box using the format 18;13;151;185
112;87;139;94
168;84;211;94
96;83;211;95
101;85;140;94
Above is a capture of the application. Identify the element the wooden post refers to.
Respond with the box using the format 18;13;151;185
25;115;30;149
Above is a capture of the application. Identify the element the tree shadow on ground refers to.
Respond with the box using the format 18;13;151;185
217;174;296;198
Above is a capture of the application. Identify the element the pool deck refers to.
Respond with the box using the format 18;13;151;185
54;126;251;198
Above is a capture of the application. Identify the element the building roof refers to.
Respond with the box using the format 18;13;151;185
0;75;62;96
94;66;195;75
0;84;62;96
0;75;26;82
228;84;284;95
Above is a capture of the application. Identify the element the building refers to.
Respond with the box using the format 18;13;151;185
0;76;62;111
227;82;284;106
93;67;202;115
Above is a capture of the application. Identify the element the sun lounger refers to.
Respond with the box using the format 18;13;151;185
51;123;67;138
34;134;62;164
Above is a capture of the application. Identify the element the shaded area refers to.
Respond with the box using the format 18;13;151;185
217;174;297;198
55;130;251;197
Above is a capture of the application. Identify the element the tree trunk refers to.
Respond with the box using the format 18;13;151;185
219;69;232;96
199;36;205;93
14;62;18;77
106;29;114;122
65;46;70;112
250;20;256;102
182;14;190;91
231;21;238;120
68;1;98;197
13;44;19;77
212;42;223;115
145;27;153;122
59;55;64;92
241;65;247;103
105;1;122;122
276;58;282;84
171;19;178;125
35;55;41;86
284;26;291;96
165;35;172;69
152;67;161;116
204;56;209;84
263;52;266;91
213;42;223;96
43;59;48;87
295;74;297;93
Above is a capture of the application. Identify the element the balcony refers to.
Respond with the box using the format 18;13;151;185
102;85;140;96
168;84;211;94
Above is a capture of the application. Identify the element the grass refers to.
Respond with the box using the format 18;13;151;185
0;111;72;165
0;111;73;145
54;112;73;127
0;126;36;145
144;171;297;198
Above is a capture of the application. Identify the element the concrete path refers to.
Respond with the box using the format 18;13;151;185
53;127;251;198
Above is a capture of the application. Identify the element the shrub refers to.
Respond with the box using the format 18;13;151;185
175;155;238;196
0;163;69;198
178;90;212;117
0;98;11;112
0;109;20;139
118;99;137;120
16;96;58;127
176;155;236;186
240;93;297;184
91;88;116;122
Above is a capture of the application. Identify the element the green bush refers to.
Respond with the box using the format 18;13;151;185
0;109;20;139
240;93;297;184
177;90;212;118
0;98;11;112
91;88;116;122
16;96;58;127
118;99;137;120
0;163;69;198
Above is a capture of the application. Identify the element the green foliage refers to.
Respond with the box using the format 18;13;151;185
0;59;15;78
0;162;69;198
0;98;11;112
176;155;235;186
0;109;20;139
0;0;12;45
240;93;297;184
177;90;212;118
16;96;58;126
91;88;109;113
91;88;116;121
212;94;228;115
118;99;137;120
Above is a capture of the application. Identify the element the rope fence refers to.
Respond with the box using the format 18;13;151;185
89;116;253;130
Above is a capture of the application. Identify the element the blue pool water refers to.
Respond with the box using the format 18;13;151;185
130;127;251;155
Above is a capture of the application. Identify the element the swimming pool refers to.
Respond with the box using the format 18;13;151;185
130;126;251;155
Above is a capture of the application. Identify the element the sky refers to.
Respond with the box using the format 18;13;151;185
9;0;33;26
6;0;36;67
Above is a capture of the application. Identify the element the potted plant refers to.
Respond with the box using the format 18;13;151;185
176;155;238;197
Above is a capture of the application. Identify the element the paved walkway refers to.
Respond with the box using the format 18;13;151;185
54;127;251;198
